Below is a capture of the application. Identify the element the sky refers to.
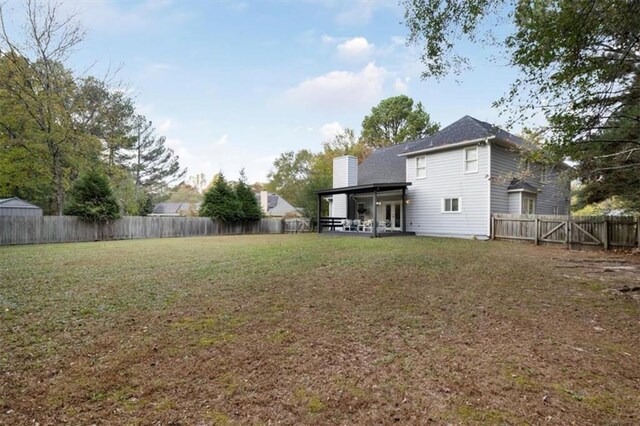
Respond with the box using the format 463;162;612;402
4;0;525;184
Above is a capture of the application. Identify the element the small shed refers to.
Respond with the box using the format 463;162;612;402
0;197;43;216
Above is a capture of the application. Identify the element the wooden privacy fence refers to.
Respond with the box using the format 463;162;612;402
283;218;311;233
0;216;292;245
492;214;640;251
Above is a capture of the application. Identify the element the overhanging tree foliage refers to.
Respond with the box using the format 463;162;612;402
403;0;640;208
361;95;440;147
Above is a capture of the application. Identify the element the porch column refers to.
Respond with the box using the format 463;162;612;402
402;187;406;233
317;193;322;234
373;189;378;238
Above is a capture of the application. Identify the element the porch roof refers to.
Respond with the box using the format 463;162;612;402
315;182;411;196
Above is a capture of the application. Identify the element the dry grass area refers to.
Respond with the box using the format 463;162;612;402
1;234;639;425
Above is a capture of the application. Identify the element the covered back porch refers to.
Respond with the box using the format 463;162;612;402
315;182;413;237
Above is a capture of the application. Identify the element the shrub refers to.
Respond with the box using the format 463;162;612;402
64;169;121;222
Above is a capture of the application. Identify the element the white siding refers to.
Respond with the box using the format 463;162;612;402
331;155;358;218
508;192;521;213
333;156;358;188
405;144;489;237
331;194;347;218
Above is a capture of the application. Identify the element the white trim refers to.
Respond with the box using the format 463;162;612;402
415;155;427;179
463;146;479;174
507;188;538;194
441;197;462;213
398;136;495;157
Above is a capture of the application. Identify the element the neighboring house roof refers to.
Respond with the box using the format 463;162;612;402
507;179;539;194
401;115;524;156
0;197;41;209
255;192;300;216
151;202;201;216
358;140;421;185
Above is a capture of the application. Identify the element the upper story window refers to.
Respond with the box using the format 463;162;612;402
415;155;426;179
540;165;549;183
464;147;478;173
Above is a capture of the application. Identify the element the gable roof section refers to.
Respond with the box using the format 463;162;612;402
401;115;524;156
507;179;539;194
358;140;420;185
152;202;201;215
0;197;41;209
254;192;300;215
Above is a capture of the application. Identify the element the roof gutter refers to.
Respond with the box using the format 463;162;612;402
398;136;496;157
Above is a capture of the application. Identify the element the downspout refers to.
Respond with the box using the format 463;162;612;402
487;138;492;238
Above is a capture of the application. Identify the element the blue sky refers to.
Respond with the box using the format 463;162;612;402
7;0;524;183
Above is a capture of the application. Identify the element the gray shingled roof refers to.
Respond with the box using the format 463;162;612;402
357;140;420;185
507;179;539;193
152;202;201;215
402;115;524;155
254;193;300;216
356;115;525;185
0;197;41;209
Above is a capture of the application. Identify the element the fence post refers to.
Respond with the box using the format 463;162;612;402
566;214;571;250
603;217;609;251
534;215;539;245
637;216;640;248
491;216;495;240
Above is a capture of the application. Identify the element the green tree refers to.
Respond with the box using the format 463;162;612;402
130;116;186;196
264;150;315;206
166;182;204;203
199;173;242;222
235;169;263;221
64;169;120;223
360;95;440;147
403;0;640;205
0;2;99;214
265;129;370;220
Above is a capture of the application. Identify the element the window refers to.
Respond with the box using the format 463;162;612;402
553;206;559;215
442;198;461;213
464;147;478;173
415;155;426;179
522;196;536;214
540;165;548;183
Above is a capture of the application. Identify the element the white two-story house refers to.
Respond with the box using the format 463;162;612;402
316;115;570;238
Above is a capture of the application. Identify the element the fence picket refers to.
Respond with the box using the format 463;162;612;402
492;213;638;251
0;216;301;246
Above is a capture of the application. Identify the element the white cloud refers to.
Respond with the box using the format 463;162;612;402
336;37;374;62
321;34;338;45
158;118;172;134
284;62;387;109
320;122;344;141
216;134;229;145
393;77;409;94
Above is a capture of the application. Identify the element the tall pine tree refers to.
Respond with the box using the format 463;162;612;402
199;173;242;222
235;169;262;221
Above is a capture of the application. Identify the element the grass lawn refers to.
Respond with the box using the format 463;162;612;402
1;234;639;425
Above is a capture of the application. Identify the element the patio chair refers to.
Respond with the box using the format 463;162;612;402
362;220;373;232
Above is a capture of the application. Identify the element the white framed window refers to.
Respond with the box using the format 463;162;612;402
464;147;478;173
442;197;461;213
522;196;536;214
415;155;426;179
552;206;559;215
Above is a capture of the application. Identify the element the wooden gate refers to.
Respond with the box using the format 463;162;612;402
492;214;639;251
